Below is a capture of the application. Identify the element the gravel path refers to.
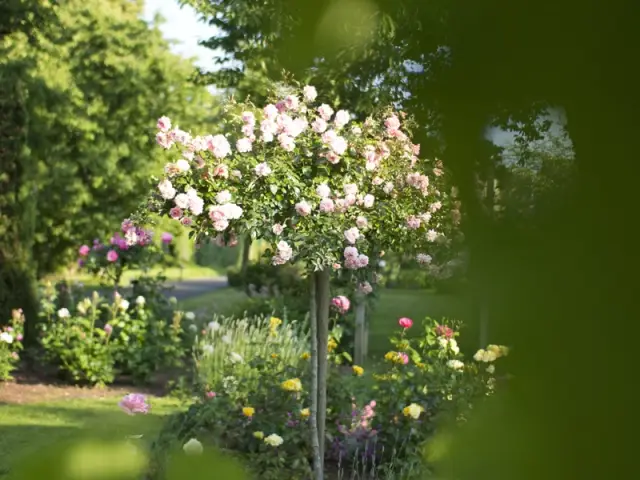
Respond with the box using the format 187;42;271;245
162;277;228;301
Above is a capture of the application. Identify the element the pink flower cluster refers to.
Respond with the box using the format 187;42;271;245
208;202;243;232
338;400;377;438
435;324;454;339
406;172;430;195
331;295;351;314
118;393;150;415
271;240;293;265
343;246;369;270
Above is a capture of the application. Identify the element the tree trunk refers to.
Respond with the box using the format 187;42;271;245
354;296;366;365
308;274;322;479
479;165;495;347
314;269;330;474
240;235;251;283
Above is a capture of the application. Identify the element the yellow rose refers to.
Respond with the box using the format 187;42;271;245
242;407;255;417
402;403;424;420
269;317;282;329
300;352;310;360
281;378;303;392
328;338;338;352
300;408;310;418
271;353;279;359
253;431;264;439
352;365;364;376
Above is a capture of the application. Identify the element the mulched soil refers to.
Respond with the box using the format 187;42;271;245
0;370;166;405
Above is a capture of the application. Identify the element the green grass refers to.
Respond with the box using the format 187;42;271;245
0;395;183;478
178;287;248;314
46;264;222;289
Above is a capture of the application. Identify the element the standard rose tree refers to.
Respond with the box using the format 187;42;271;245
133;84;455;479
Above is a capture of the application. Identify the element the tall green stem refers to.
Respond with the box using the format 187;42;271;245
308;274;322;480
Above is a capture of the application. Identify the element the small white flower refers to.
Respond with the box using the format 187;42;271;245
208;321;221;332
378;260;387;268
176;159;191;172
229;352;244;364
0;332;13;344
202;344;214;355
185;311;196;321
447;359;465;370
119;300;129;311
135;296;145;306
486;364;496;374
264;434;284;447
222;334;232;344
183;438;203;455
57;308;70;319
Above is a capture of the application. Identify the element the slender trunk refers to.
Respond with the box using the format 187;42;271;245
315;269;330;475
354;296;366;365
308;274;322;480
240;236;251;283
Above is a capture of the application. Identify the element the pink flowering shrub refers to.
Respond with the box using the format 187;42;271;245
119;393;151;415
0;309;25;381
78;221;167;288
134;84;457;295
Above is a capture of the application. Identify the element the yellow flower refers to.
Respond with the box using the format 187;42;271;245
300;352;310;360
269;317;282;329
328;338;338;352
385;351;398;362
253;431;264;439
300;408;310;418
352;365;364;376
271;353;279;359
281;378;303;392
402;403;424;419
242;407;255;417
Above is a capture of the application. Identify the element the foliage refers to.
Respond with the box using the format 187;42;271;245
79;223;168;288
148;314;506;478
36;279;190;385
0;308;25;381
193;314;309;393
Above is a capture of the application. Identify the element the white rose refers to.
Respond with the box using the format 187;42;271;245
58;308;70;319
447;359;465;370
135;296;145;306
0;332;13;344
264;434;284;447
183;438;203;455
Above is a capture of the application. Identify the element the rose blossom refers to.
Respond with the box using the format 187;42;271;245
331;295;350;314
330;136;348;155
156;132;173;149
426;229;438;242
416;253;432;264
363;194;375;208
79;245;90;256
119;393;150;415
358;281;373;295
334;110;350;128
181;217;194;226
317;104;334;121
295;200;312;216
236;138;252;153
284;95;299;110
104;324;113;335
215;190;232;204
278;133;295;152
157;116;171;132
435;325;454;338
242;111;256;125
356;216;368;228
356;254;369;268
344;227;360;244
174;193;189;209
406;216;421;229
212;164;229;178
398;317;413;329
384;115;401;132
311;117;328;133
176;159;190;172
254;162;272;177
206;134;231;159
263;104;278;120
106;250;118;262
161;232;173;244
398;352;409;365
158;179;176;199
345;194;357;206
324;151;340;164
344;246;358;259
316;183;331;198
170;207;182;219
319;198;335;213
213;219;229;231
272;223;285;235
303;85;317;102
343;183;358;196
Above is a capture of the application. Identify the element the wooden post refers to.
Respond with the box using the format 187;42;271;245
315;269;330;474
308;274;322;480
354;295;366;365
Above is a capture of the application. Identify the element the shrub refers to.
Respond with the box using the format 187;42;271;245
148;315;508;479
0;308;25;381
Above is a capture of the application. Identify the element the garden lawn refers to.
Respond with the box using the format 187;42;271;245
179;287;248;315
368;288;474;358
0;395;183;478
46;264;222;289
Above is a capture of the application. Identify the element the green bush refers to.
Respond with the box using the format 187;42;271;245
148;316;509;479
0;308;25;381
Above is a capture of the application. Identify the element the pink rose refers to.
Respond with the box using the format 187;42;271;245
319;198;335;213
398;352;409;365
316;183;331;198
78;245;90;256
157;116;171;132
161;232;173;244
356;254;369;268
284;95;299;110
358;282;373;295
363;194;375;208
106;250;118;262
406;216;421;229
170;207;183;219
332;263;342;270
181;217;194;227
118;393;150;415
236;138;253;153
311;118;327;133
272;223;285;235
213;219;229;231
295;200;312;216
356;216;368;229
317;104;334;121
206;134;231;159
324;151;341;164
344;227;360;244
212;164;229;178
303;85;317;102
104;324;113;334
398;317;413;329
330;136;348;155
263;104;278;120
384;115;401;132
435;325;454;338
331;295;350;314
334;110;350;128
254;162;272;177
344;246;358;259
206;391;217;398
156;132;173;149
242;111;256;125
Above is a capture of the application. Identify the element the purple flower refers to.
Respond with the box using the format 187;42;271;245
161;232;173;244
104;324;113;335
118;393;150;415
